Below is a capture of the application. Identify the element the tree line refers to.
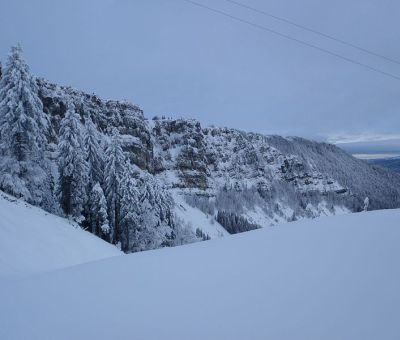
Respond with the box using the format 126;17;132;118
0;45;195;253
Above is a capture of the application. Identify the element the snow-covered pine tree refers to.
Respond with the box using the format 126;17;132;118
172;217;197;246
364;197;370;212
84;116;104;187
0;45;51;205
135;175;173;251
89;182;110;241
120;166;140;252
57;100;88;219
104;128;125;245
83;116;105;230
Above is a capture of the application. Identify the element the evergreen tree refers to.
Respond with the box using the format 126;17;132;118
90;182;110;240
171;217;197;246
216;210;259;234
57;100;88;219
195;228;211;241
83;116;105;230
104;128;125;244
0;45;51;205
135;176;173;251
84;116;104;187
120;167;140;252
363;197;370;212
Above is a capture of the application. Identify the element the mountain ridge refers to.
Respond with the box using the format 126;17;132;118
1;52;400;251
35;77;400;231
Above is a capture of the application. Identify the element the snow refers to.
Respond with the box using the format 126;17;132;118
246;205;287;226
0;192;121;277
172;190;228;238
1;208;400;339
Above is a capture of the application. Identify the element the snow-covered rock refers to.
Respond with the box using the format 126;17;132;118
33;77;400;239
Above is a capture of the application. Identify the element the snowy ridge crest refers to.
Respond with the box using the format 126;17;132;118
37;77;400;235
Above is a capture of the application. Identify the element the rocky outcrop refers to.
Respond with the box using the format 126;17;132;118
36;78;400;232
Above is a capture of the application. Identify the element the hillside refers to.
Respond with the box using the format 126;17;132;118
36;78;400;239
0;192;121;277
1;209;399;340
1;48;400;253
368;157;400;174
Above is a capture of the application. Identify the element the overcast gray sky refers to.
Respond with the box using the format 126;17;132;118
1;0;399;149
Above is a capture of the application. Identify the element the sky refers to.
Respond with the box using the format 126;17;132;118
0;0;399;152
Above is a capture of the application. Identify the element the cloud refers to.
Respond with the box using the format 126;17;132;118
0;0;399;141
328;134;400;145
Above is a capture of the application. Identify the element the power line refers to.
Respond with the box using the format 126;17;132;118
224;0;400;66
180;0;400;81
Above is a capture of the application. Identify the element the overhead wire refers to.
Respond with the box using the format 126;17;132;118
224;0;400;66
180;0;400;81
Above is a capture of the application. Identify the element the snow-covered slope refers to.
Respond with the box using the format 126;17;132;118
369;156;400;173
172;190;228;238
0;193;121;277
1;209;399;340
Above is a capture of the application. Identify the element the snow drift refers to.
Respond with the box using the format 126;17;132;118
0;192;121;277
1;208;399;339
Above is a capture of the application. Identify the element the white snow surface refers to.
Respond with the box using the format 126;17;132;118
0;193;121;277
1;208;400;339
172;190;228;238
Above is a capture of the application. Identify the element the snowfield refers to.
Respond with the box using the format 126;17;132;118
1;207;400;340
0;193;121;277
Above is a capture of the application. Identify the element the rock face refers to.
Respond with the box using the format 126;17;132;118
38;79;153;172
36;78;400;234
